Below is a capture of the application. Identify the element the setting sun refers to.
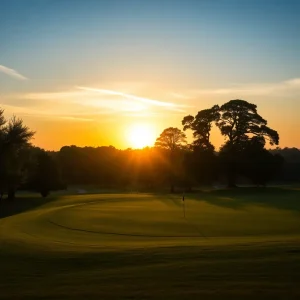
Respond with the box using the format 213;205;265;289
127;124;156;149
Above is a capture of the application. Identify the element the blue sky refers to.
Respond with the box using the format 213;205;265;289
0;0;300;149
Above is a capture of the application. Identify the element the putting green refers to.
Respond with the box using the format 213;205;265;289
2;192;300;250
2;191;300;299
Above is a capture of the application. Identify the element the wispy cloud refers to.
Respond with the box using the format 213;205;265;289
77;86;187;109
1;103;95;122
8;85;187;121
187;78;300;97
168;92;192;100
24;86;187;113
0;64;28;80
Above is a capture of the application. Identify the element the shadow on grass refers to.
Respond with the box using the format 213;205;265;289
2;187;300;220
159;194;183;208
0;195;58;219
194;187;300;212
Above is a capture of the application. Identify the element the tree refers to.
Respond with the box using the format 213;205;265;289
217;100;279;147
155;127;187;151
239;139;284;186
27;149;64;197
181;106;220;188
0;110;35;199
182;105;220;151
155;127;186;192
270;148;300;182
217;100;279;187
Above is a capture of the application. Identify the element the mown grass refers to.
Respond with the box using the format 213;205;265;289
1;187;300;299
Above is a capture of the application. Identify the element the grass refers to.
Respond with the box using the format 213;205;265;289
1;187;300;299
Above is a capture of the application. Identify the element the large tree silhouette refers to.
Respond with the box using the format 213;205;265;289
217;100;279;146
217;100;279;187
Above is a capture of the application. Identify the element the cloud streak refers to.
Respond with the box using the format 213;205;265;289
9;85;187;121
0;64;28;80
24;86;187;114
188;78;300;97
168;78;300;100
77;86;187;109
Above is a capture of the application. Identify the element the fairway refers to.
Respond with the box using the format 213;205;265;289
1;189;300;299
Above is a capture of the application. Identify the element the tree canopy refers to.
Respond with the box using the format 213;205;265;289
182;105;220;151
155;127;186;151
0;110;35;199
215;100;280;187
217;99;279;147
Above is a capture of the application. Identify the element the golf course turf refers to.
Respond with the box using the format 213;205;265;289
1;188;300;299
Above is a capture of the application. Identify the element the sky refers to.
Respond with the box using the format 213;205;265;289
0;0;300;150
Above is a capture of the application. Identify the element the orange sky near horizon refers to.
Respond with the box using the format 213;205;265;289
16;92;298;151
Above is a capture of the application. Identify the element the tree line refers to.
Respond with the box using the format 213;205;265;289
0;109;62;200
0;100;297;199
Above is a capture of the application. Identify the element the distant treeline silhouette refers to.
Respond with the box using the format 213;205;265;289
0;100;298;199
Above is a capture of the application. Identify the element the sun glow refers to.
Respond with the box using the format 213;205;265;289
127;124;156;149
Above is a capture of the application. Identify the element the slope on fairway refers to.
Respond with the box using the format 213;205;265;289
1;190;300;299
2;191;300;250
